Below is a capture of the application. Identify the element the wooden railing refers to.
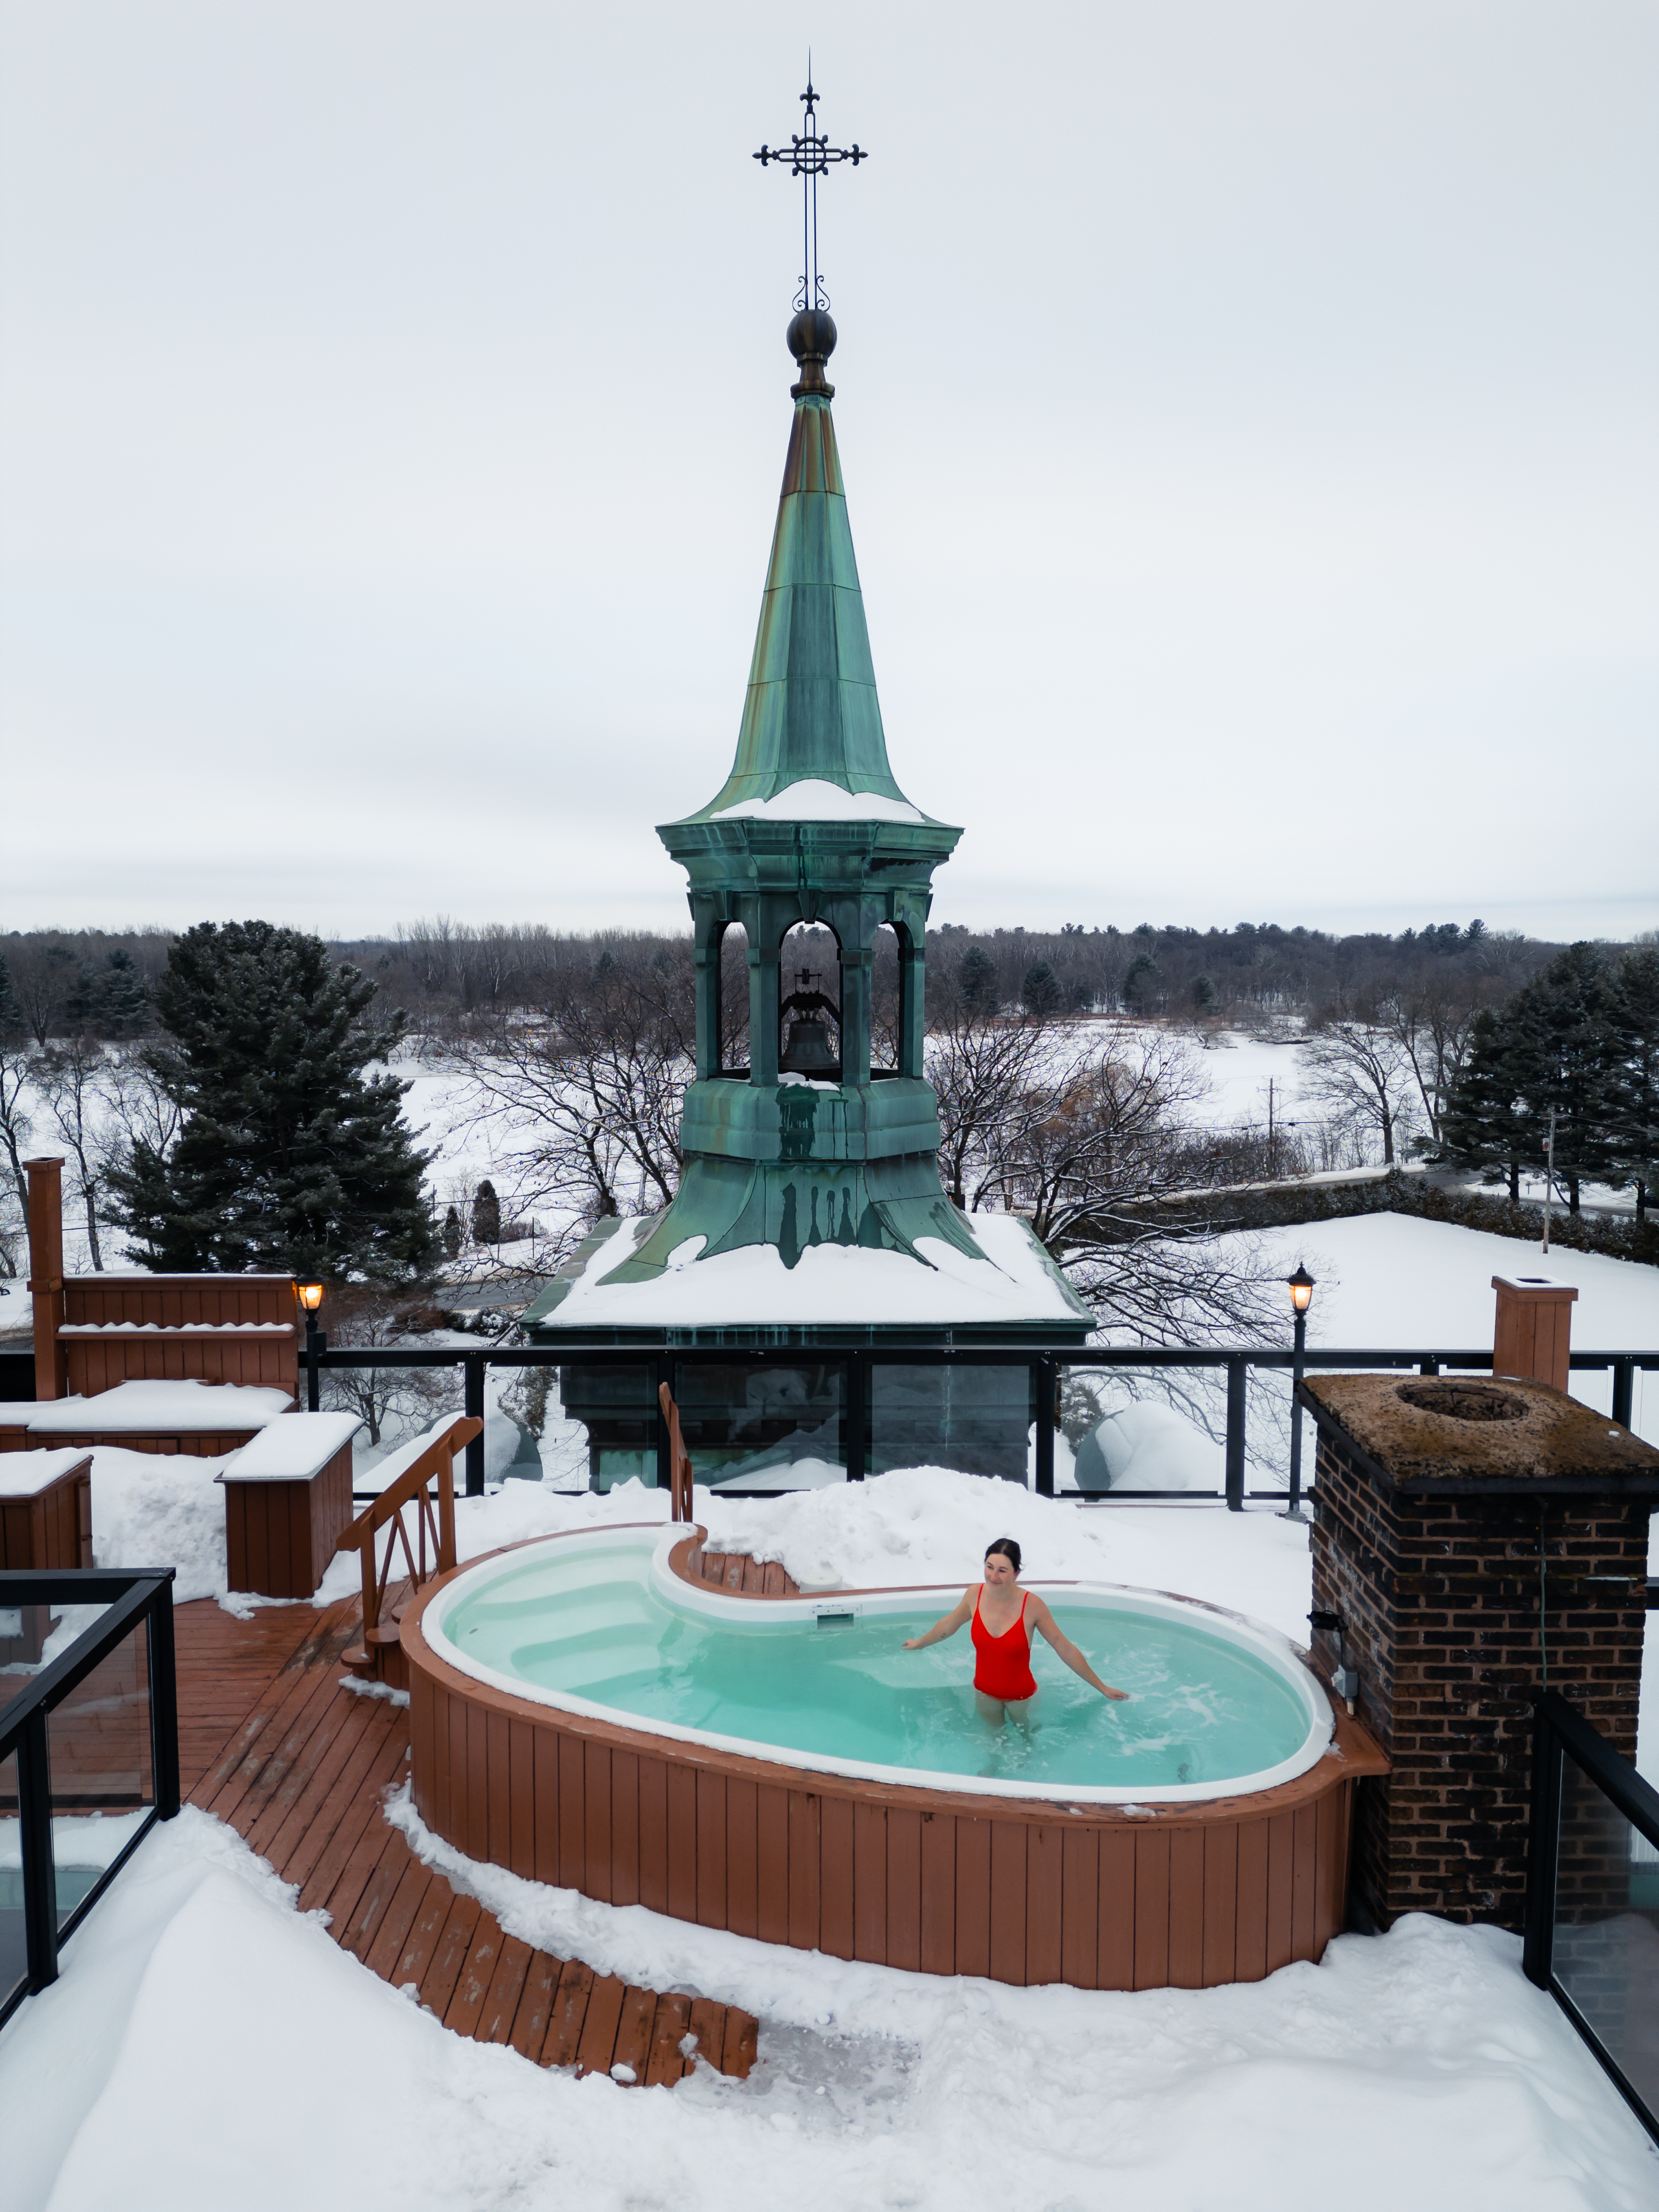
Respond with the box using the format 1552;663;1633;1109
656;1384;694;1524
336;1414;481;1686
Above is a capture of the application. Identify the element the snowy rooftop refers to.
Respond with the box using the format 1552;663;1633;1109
535;1209;1090;1332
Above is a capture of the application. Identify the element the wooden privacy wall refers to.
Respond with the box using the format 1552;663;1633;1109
0;1426;262;1460
403;1585;1386;1993
58;1274;298;1397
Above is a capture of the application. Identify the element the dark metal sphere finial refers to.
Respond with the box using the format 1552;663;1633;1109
787;307;837;399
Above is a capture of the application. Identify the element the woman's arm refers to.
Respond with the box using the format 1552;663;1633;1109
1028;1596;1129;1699
902;1589;975;1651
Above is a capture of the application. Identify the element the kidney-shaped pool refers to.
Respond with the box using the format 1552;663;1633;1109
421;1528;1330;1804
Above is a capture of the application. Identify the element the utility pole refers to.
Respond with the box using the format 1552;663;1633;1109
1542;1106;1556;1257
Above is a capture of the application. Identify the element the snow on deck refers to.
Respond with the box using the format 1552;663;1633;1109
221;1411;363;1483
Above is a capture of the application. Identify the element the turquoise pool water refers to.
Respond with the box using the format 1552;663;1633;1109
435;1540;1315;1794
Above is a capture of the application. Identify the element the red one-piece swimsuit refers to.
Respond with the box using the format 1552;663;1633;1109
971;1588;1038;1702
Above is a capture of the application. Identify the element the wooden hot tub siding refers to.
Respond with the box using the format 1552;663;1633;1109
401;1547;1387;1993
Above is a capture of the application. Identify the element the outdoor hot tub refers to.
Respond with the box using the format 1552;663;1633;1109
400;1526;1388;1990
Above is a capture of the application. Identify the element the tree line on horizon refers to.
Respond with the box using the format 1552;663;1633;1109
0;913;1582;1044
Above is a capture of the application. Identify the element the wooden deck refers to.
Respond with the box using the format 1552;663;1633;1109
176;1593;757;2085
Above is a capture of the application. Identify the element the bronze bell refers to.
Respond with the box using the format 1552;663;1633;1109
780;1016;840;1075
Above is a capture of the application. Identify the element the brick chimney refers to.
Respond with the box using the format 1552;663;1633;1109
1301;1372;1659;1934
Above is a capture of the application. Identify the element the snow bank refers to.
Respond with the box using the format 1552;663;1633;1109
25;1380;294;1433
88;1447;229;1602
2;1805;1652;2212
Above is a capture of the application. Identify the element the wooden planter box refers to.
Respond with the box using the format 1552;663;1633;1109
218;1412;362;1599
0;1448;93;1662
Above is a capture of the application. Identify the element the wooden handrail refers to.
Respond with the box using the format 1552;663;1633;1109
657;1383;694;1524
336;1412;481;1682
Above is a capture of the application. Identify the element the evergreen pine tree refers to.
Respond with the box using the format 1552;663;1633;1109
958;945;998;1015
1121;952;1161;1012
1190;974;1218;1014
443;1204;464;1259
1502;943;1619;1212
0;959;22;1040
91;948;149;1037
1021;961;1062;1017
471;1179;502;1245
1606;945;1659;1221
1440;1008;1529;1199
103;920;434;1277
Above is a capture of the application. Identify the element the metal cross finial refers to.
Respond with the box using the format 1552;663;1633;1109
753;69;867;312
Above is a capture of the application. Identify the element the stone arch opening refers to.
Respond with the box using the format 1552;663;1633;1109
779;920;842;1079
716;920;750;1075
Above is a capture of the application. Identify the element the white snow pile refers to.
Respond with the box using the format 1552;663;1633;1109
2;1803;1654;2212
87;1446;230;1603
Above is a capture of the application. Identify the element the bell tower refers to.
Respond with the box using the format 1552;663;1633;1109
605;305;983;1281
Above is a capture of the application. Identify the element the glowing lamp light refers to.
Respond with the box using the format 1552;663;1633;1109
1287;1266;1315;1317
297;1282;325;1313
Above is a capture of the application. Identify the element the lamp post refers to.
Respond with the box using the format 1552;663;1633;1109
1284;1266;1315;1521
298;1282;325;1412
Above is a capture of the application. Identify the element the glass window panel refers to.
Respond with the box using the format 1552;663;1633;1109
684;1365;845;1493
489;1364;589;1490
1551;1749;1659;2117
870;1364;1032;1482
0;1749;25;2017
47;1623;154;1928
557;1364;661;1493
324;1362;467;1493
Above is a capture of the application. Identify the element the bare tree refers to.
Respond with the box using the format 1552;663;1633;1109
1300;1017;1418;1163
0;1045;34;1214
1376;980;1489;1149
926;1006;1056;1212
35;1039;110;1269
439;946;694;1234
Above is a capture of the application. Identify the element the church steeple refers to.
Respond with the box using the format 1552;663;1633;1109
684;312;916;820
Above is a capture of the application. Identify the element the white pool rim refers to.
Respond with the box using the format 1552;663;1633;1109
419;1526;1335;1806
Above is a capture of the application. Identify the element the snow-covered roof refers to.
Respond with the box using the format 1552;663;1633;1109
24;1380;295;1433
0;1446;92;1498
221;1412;363;1483
707;780;932;825
537;1209;1089;1332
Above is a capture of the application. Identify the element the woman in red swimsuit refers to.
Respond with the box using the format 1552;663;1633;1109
902;1538;1128;1729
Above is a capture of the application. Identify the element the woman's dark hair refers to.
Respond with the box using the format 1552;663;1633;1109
985;1537;1022;1575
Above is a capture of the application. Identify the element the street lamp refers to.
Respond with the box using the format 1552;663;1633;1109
1284;1267;1315;1520
298;1282;325;1412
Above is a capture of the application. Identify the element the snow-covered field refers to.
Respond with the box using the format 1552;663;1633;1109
7;1468;1658;2210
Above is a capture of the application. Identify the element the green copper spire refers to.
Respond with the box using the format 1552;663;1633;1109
684;312;915;820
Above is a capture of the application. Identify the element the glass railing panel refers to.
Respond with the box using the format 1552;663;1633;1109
46;1620;155;1928
0;1748;25;2017
679;1364;845;1493
1551;1749;1659;2115
556;1364;660;1493
869;1364;1032;1482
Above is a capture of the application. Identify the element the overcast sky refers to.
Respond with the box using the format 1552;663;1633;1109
2;2;1654;944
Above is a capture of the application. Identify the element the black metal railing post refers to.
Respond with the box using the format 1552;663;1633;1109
1522;1695;1563;1989
304;1315;323;1411
1612;1357;1634;1429
845;1353;867;1482
1034;1358;1056;1497
463;1354;486;1496
148;1579;181;1821
1224;1355;1246;1511
19;1706;58;1994
1284;1313;1308;1521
